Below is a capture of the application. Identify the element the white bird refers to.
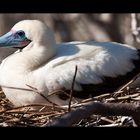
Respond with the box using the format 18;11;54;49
0;19;140;107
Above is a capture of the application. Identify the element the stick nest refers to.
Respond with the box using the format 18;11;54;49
0;82;140;127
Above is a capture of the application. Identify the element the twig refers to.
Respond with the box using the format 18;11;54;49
106;93;140;102
0;84;35;92
98;123;122;127
0;103;67;114
19;107;31;120
68;65;78;112
0;83;59;106
26;84;58;106
48;89;69;96
70;92;140;108
78;93;111;104
113;72;140;97
100;117;115;124
47;89;79;104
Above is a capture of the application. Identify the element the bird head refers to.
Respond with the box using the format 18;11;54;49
0;20;56;50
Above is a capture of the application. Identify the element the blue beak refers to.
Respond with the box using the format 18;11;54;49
0;31;30;48
0;32;16;47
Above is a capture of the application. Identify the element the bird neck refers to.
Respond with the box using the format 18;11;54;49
3;42;57;73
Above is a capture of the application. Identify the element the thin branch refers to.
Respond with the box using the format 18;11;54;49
113;72;140;97
106;93;140;102
47;89;79;104
68;65;78;112
98;123;122;127
26;84;58;106
0;84;35;92
0;103;67;114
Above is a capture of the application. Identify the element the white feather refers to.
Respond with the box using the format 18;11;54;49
43;41;139;92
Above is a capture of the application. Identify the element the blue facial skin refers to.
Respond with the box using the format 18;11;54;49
0;30;29;47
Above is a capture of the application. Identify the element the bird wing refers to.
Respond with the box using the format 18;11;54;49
44;41;139;92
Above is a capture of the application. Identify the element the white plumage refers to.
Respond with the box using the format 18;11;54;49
0;20;139;107
45;41;138;90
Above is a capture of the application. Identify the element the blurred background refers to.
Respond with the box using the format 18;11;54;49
0;13;139;48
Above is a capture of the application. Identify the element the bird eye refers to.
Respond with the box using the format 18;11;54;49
17;31;25;37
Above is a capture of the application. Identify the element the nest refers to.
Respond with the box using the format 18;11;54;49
1;74;140;127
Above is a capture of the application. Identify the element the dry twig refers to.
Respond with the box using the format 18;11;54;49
68;65;78;112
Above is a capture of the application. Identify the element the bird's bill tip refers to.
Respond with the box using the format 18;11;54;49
0;31;15;47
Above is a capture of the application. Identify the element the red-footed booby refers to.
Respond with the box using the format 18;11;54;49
0;19;140;107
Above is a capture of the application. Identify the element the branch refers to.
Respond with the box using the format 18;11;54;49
45;101;140;127
68;65;78;112
113;72;140;97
